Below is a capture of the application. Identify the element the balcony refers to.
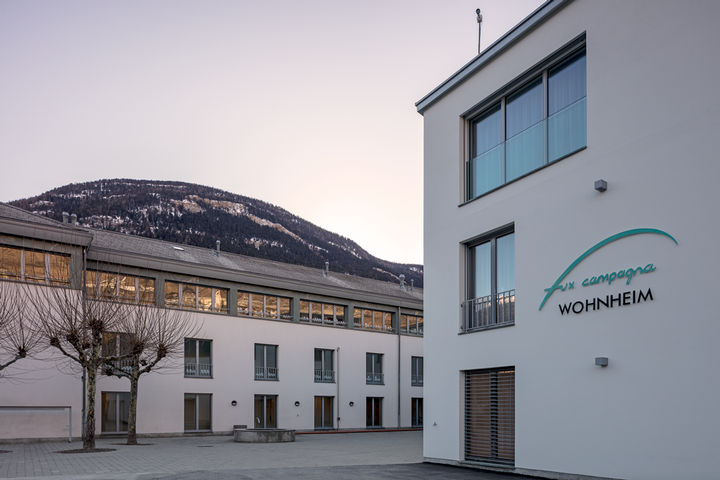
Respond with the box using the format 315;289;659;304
314;369;335;383
411;375;423;387
185;362;212;378
366;372;384;385
255;366;278;381
468;97;586;200
461;289;515;333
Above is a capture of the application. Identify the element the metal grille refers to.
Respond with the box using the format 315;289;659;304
464;367;515;465
461;289;515;332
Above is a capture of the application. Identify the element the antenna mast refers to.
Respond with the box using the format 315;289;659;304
476;8;483;54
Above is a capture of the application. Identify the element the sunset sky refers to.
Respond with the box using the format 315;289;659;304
0;0;544;265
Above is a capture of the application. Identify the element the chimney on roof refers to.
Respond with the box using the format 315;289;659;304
70;213;78;225
62;212;69;224
410;278;414;292
399;274;406;290
476;8;483;54
323;261;329;277
216;240;221;256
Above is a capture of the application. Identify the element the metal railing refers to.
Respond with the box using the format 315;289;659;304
185;362;212;378
461;289;515;333
411;375;423;387
255;366;278;380
366;372;384;385
314;369;335;383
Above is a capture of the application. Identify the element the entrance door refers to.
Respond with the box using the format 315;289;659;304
101;392;130;433
314;396;334;429
366;397;382;428
254;395;277;428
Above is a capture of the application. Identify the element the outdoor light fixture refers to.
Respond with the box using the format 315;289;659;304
349;401;354;407
294;401;300;407
231;400;237;406
595;357;609;367
594;179;608;192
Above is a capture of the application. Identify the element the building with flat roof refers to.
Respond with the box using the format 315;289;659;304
0;202;423;439
418;1;720;479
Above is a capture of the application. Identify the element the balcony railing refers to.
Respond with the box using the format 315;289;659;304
104;357;134;375
314;369;335;383
255;366;278;381
411;375;424;387
461;289;515;333
185;362;212;378
366;372;384;385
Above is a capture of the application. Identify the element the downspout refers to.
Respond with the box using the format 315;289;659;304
397;306;402;428
336;347;340;430
81;240;90;442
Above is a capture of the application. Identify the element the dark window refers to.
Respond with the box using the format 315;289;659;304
366;397;383;428
254;344;278;381
411;356;423;386
314;348;335;383
366;353;383;385
411;397;423;427
184;393;212;432
184;339;212;378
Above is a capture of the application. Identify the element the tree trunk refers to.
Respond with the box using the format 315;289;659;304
83;365;97;450
127;370;139;445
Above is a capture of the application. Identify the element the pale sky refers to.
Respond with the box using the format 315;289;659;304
0;0;544;265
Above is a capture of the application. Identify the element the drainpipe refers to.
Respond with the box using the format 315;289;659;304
80;241;90;442
397;306;402;428
336;347;340;430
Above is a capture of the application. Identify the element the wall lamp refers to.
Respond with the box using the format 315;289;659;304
594;179;608;192
595;357;609;367
349;401;354;407
294;401;300;407
231;400;237;407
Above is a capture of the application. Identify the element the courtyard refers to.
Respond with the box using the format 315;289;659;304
0;431;537;480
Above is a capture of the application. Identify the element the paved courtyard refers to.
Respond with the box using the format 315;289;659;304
0;431;535;480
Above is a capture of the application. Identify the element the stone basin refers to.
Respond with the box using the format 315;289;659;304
233;428;296;443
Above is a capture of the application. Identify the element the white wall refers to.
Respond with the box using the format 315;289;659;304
0;311;423;439
422;1;720;479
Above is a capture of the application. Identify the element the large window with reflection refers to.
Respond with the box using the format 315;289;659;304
86;270;155;305
238;291;292;320
165;282;228;314
463;227;515;332
0;245;70;285
468;48;586;200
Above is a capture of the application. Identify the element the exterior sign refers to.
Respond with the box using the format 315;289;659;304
538;228;678;312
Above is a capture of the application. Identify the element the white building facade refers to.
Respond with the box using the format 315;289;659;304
0;204;423;440
418;1;720;479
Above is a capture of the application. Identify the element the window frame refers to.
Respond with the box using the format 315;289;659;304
184;338;213;378
165;281;228;314
184;393;212;432
314;348;335;383
0;245;70;286
365;352;384;385
463;224;515;333
254;343;278;381
411;356;423;387
462;37;586;204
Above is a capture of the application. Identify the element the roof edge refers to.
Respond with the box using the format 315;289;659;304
415;0;572;114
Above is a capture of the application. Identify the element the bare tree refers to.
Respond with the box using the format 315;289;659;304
26;283;131;450
104;304;198;445
0;281;43;375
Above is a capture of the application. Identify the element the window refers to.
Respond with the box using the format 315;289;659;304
366;353;383;385
366;397;383;428
184;339;212;378
101;392;130;433
352;307;393;332
463;228;515;332
464;367;515;465
411;398;423;428
238;291;292;320
101;332;134;373
86;270;155;305
314;396;334;430
299;300;345;326
411;356;423;386
254;344;278;381
467;49;586;200
165;282;228;313
314;348;335;383
184;393;212;432
0;245;70;285
254;394;277;428
400;314;424;336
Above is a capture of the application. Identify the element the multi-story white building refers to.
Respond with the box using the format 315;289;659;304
417;1;720;479
0;203;423;439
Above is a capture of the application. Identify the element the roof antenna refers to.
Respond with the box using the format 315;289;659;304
476;8;483;54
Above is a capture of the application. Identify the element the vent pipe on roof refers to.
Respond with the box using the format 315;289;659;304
399;274;406;290
323;261;329;277
70;213;78;225
216;240;221;256
62;212;69;224
476;8;483;54
410;278;414;292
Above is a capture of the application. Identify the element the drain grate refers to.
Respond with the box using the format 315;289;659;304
197;445;214;448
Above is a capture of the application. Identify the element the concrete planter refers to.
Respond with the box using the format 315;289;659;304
233;428;296;443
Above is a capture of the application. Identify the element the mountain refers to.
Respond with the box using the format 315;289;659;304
10;179;423;287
